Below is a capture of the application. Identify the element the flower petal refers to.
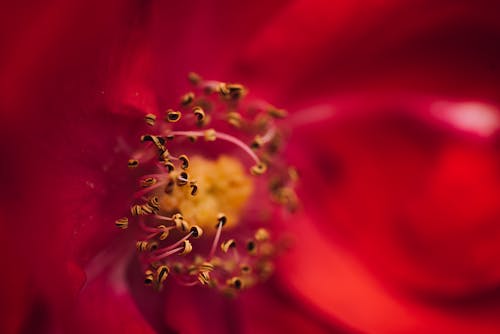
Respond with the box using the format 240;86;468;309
284;96;500;332
237;0;500;104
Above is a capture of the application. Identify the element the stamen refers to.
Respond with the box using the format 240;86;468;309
240;264;251;274
209;215;226;258
255;228;270;242
136;240;158;252
166;109;182;123
227;276;243;289
115;217;128;229
128;159;139;168
180;240;193;255
144;113;156;126
189;181;198;196
178;154;189;169
188;72;202;85
169;130;260;166
116;75;297;294
140;177;157;188
199;262;214;272
250;135;263;150
216;213;227;227
221;239;236;253
181;92;195;106
173;214;188;232
204;129;216;141
189;225;203;238
149;245;185;261
250;162;267;175
198;271;210;285
246;240;257;255
156;225;172;240
163;161;175;173
267;106;288;119
192;106;206;126
144;270;154;285
156;265;169;285
227;111;242;128
176;171;189;186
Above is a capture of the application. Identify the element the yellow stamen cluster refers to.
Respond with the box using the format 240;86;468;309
113;73;298;294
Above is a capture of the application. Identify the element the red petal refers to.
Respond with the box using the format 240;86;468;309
284;96;500;332
71;272;157;334
238;0;500;105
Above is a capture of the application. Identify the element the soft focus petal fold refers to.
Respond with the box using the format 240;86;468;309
284;96;500;332
236;0;500;105
72;271;157;334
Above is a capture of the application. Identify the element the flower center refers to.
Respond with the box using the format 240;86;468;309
114;73;298;295
159;155;253;231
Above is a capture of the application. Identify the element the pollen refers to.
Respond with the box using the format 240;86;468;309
160;155;253;231
114;73;299;294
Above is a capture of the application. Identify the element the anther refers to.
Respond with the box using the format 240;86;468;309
179;154;189;169
240;264;252;274
250;135;263;150
160;150;171;162
192;106;206;126
227;111;242;128
188;72;202;85
250;162;267;175
216;213;227;228
189;181;198;196
221;239;236;253
189;225;203;238
144;113;156;126
209;214;226;258
246;240;257;255
128;159;139;168
227;276;243;290
176;172;189;186
136;240;150;252
267;107;288;119
166;109;182;122
141;177;157;188
164;161;175;173
115;217;128;229
144;270;154;285
181;92;195;106
180;240;193;255
173;214;188;232
141;135;166;152
198;271;210;285
148;241;159;251
131;204;143;216
157;265;170;285
226;84;247;100
216;82;229;96
148;196;161;211
140;204;155;215
199;262;214;272
157;225;170;240
255;228;270;242
204;129;216;141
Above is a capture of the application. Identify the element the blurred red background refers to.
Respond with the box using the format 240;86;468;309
1;1;500;333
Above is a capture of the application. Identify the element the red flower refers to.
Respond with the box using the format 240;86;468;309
2;1;500;333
